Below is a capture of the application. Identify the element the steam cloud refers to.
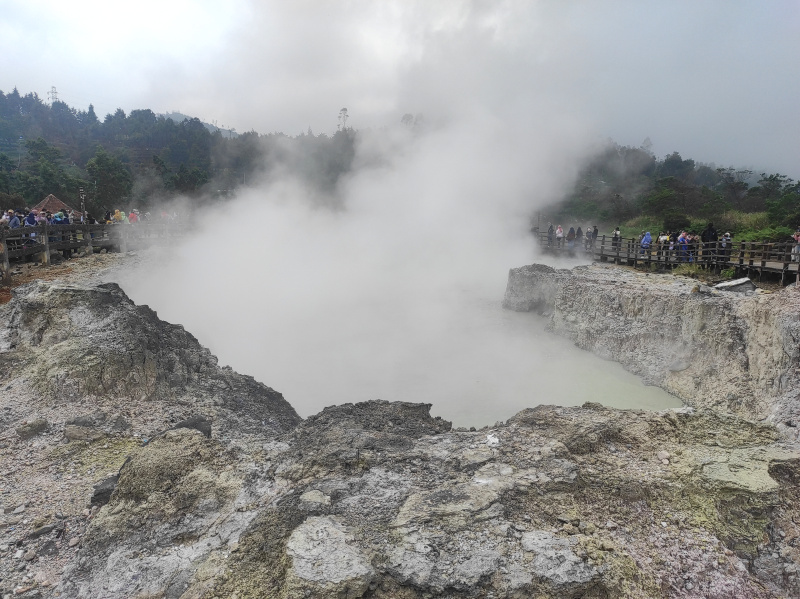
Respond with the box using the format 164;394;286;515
116;112;680;426
107;2;692;424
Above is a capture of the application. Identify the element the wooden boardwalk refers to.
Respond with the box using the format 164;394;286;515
537;232;800;285
0;223;179;282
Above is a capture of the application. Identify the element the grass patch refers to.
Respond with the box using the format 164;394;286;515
48;436;141;477
716;211;770;235
672;263;704;278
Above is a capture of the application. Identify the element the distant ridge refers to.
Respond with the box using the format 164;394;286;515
158;111;239;138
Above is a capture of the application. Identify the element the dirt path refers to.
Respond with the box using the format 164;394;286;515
0;251;129;304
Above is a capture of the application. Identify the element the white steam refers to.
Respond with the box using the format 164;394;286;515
116;115;679;426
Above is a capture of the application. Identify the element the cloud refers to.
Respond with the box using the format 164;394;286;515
111;88;684;426
3;1;798;175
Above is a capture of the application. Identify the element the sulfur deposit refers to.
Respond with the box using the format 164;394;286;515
0;264;798;598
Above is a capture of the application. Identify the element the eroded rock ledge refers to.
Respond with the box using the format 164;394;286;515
58;403;800;598
0;278;798;598
504;263;800;435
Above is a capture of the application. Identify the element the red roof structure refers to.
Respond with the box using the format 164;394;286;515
32;194;74;214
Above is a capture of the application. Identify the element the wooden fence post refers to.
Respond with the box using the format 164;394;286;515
41;224;50;266
84;224;93;255
1;230;10;283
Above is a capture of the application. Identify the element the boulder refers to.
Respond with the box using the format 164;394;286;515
16;418;48;439
714;277;757;292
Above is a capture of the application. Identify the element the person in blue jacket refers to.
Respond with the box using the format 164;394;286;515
640;231;652;255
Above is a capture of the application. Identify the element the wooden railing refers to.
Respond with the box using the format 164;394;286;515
0;223;180;282
536;231;800;284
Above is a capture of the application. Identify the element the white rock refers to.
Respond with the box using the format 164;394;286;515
521;530;597;585
299;490;331;506
284;516;374;597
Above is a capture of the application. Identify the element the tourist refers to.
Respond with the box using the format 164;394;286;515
640;231;652;255
576;226;584;248
792;229;800;263
566;226;576;249
700;223;718;263
8;210;21;229
677;231;689;262
22;209;38;242
612;227;621;250
547;223;554;246
555;225;564;248
657;232;669;258
686;232;700;262
592;225;599;248
719;232;732;261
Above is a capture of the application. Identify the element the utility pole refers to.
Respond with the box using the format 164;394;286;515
79;187;86;220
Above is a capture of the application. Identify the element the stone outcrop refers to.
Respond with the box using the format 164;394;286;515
503;263;800;434
56;401;800;598
0;281;301;440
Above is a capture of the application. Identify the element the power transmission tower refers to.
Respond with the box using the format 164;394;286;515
48;86;59;104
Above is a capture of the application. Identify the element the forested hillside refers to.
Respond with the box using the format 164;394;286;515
2;87;797;241
0;88;356;214
545;141;800;241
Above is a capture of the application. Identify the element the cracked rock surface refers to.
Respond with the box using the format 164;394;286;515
504;262;800;434
0;270;799;598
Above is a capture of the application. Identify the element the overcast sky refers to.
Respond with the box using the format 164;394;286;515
2;0;798;177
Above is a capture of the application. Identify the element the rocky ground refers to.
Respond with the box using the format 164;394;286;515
0;255;798;598
504;263;800;435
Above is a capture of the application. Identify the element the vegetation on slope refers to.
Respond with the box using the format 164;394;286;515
544;140;799;242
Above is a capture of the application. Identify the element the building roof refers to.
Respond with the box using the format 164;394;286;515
32;194;74;214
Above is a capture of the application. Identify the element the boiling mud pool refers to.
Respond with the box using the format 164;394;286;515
270;298;682;428
391;300;681;427
118;258;681;427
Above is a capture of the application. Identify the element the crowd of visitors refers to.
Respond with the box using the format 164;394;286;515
547;224;600;250
0;207;179;261
545;221;800;263
0;207;164;229
630;224;735;263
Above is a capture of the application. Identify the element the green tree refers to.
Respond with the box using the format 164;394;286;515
659;152;695;182
716;167;752;210
25;137;62;163
85;146;133;211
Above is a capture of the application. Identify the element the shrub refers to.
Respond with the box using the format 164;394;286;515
672;263;704;279
662;212;691;233
735;226;794;243
622;216;661;238
715;211;770;236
